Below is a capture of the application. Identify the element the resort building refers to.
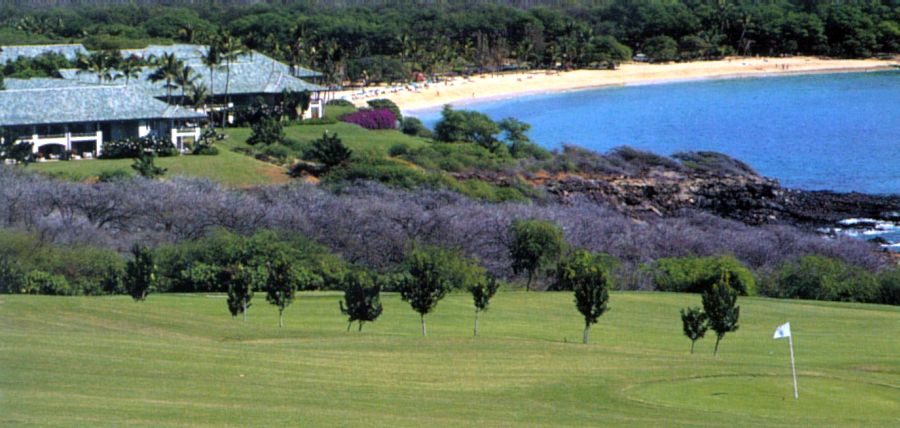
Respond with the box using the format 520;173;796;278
0;44;328;159
0;80;205;159
60;44;329;121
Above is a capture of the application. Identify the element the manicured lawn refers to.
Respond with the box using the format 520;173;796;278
226;122;429;158
1;292;897;426
28;140;289;187
26;121;427;187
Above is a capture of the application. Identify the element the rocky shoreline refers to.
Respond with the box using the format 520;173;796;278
456;167;900;249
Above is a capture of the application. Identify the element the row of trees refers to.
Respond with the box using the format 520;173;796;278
2;1;897;85
113;219;612;342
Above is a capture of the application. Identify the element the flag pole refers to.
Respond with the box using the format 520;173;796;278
788;334;798;399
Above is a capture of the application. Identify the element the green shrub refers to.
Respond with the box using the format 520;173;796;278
766;255;880;303
879;270;900;305
400;117;432;138
247;117;284;146
434;105;502;152
388;143;410;157
21;270;72;295
444;178;531;203
550;250;620;291
297;117;338;125
401;141;511;172
324;157;430;189
367;98;402;122
509;140;551;160
100;136;176;159
648;255;756;296
256;144;292;164
98;169;133;183
193;145;219;156
326;99;355;107
0;230;125;295
154;229;348;292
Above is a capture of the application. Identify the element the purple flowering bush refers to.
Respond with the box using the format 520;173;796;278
340;108;397;130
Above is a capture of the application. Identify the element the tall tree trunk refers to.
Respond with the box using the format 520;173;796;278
714;335;722;355
583;322;590;344
526;272;533;292
222;61;230;128
358;321;364;332
690;340;695;354
347;321;352;332
242;301;247;322
473;309;480;337
208;67;215;128
279;308;284;328
421;314;427;336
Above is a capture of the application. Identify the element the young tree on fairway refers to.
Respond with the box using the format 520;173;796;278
265;256;298;328
125;244;156;301
339;271;383;332
680;306;708;354
470;275;500;336
508;219;564;291
399;245;481;336
562;250;612;344
226;263;257;321
702;271;740;355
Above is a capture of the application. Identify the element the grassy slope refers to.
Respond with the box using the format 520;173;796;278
28;138;289;187
225;122;429;158
1;292;897;427
27;121;427;186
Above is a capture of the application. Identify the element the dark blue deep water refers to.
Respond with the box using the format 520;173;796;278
416;70;900;195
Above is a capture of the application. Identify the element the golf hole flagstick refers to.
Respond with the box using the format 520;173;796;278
773;322;798;399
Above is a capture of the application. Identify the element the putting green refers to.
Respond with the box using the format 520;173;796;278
627;374;899;423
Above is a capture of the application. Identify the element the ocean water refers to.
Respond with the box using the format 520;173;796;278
414;70;900;195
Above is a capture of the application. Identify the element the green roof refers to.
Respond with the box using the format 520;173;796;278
0;85;205;127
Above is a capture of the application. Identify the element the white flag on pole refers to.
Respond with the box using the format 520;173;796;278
773;322;791;339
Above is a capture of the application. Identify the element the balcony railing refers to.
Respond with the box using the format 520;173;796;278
70;132;98;138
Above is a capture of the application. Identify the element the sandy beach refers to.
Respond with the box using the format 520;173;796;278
336;56;898;113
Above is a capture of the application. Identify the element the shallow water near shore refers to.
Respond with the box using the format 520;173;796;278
415;70;900;195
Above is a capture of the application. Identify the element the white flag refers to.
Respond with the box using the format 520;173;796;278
773;322;791;339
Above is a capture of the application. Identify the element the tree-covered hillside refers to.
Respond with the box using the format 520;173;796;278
1;0;897;84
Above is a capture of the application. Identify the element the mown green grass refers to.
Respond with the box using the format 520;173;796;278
28;138;289;187
1;292;897;427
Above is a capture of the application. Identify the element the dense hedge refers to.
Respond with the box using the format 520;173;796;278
646;255;757;296
100;136;177;159
154;229;348;292
0;229;124;295
761;255;883;303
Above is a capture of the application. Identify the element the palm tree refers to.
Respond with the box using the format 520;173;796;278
200;41;222;128
118;55;142;86
188;83;210;111
289;24;316;76
219;34;244;128
148;52;182;104
76;51;119;84
174;65;198;103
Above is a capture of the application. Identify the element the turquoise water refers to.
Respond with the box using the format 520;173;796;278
415;70;900;195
